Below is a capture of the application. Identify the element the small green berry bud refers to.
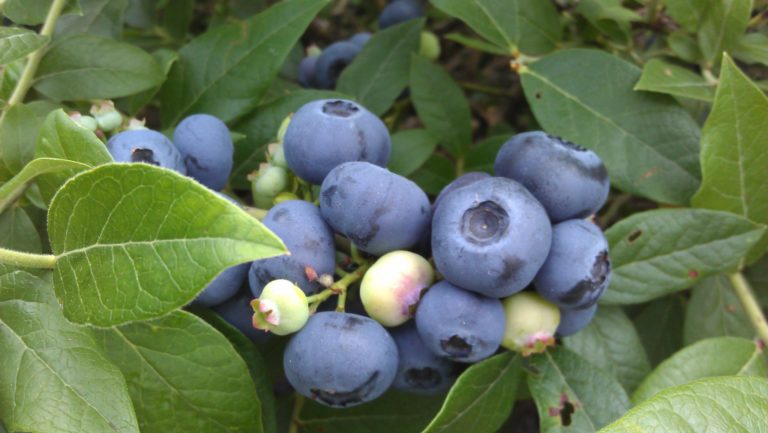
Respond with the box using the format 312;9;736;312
268;142;288;169
419;31;441;61
306;44;322;57
501;292;560;356
251;279;309;335
90;101;123;132
254;164;288;197
126;118;148;131
70;112;98;131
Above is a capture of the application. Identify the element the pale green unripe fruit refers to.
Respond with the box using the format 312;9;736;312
251;279;309;336
268;142;288;169
254;165;288;197
360;251;434;327
419;31;441;61
90;101;123;131
71;114;98;131
501;292;560;356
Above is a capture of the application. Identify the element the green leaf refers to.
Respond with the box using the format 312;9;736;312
527;347;630;433
521;49;701;205
409;153;455;195
0;207;42;253
443;33;509;56
632;296;685;366
34;34;164;100
3;0;80;25
231;89;347;189
697;0;752;65
575;0;640;42
337;19;423;116
0;104;41;182
410;55;472;158
0;28;49;65
599;376;768;432
661;0;706;32
34;109;114;205
54;0;130;39
733;33;768;66
48;163;286;326
430;0;561;55
93;310;264;433
632;337;767;403
634;58;715;101
117;48;179;116
0;60;24;104
298;391;444;433
683;275;754;344
421;352;521;433
0;157;90;213
465;135;507;174
160;0;194;40
388;129;440;177
0;276;139;433
601;208;766;305
159;0;328;126
692;54;768;262
667;31;704;63
563;307;651;393
745;256;768;308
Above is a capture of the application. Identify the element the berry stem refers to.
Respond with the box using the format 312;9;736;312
4;0;68;109
0;247;56;269
730;271;768;344
288;392;305;433
306;260;370;312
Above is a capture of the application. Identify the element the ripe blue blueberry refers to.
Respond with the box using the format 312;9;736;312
283;312;398;407
249;200;336;296
283;99;391;184
390;322;457;394
415;281;505;363
494;131;610;223
314;41;361;89
321;161;430;255
534;219;611;309
298;55;318;88
348;32;372;47
173;114;234;190
557;304;598;337
213;289;271;344
379;0;424;29
432;171;491;213
107;129;186;174
431;177;552;298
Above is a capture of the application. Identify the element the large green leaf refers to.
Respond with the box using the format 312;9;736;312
231;89;347;189
48;163;286;326
0;207;42;253
632;337;766;403
733;33;768;66
683;275;754;344
54;0;129;39
563;307;651;393
430;0;561;55
0;28;49;65
117;48;179;116
661;0;706;32
388;129;439;177
601;208;766;305
0;104;41;182
34;109;114;205
34;34;164;100
3;0;80;25
527;347;630;433
632;296;685;366
159;0;327;126
575;0;639;42
410;55;472;158
337;20;422;116
0;157;90;213
634;58;715;101
93;311;264;433
599;376;768;432
421;352;521;433
409;153;455;195
697;0;752;65
0;272;139;433
692;55;768;262
520;49;701;205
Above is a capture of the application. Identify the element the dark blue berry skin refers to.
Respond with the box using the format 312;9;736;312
173;114;234;191
298;55;318;88
284;312;399;408
433;171;491;213
494;131;610;223
431;177;552;298
107;129;186;174
415;281;505;363
348;32;372;47
557;304;598;337
390;322;457;394
249;200;336;296
284;99;391;185
212;289;271;344
379;0;424;29
314;41;361;89
320;161;430;255
535;219;611;309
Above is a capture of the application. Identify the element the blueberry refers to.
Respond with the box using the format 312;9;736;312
320;161;430;255
390;322;457;394
283;312;398;407
252;279;309;336
173;114;234;190
314;41;361;89
283;99;391;184
415;281;505;363
494;131;610;223
501;292;560;356
249;200;336;296
432;171;491;213
107;129;186;174
379;0;424;29
348;32;372;47
298;55;318;88
534;219;611;309
431;177;552;298
557;304;598;337
213;289;270;344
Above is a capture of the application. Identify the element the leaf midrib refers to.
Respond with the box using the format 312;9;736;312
54;237;283;259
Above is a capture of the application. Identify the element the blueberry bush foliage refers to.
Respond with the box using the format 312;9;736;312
1;0;768;432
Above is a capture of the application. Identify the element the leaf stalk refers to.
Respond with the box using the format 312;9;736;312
730;272;768;344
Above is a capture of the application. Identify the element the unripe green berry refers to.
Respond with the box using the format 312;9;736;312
70;113;98;131
126;118;148;130
251;279;309;335
254;164;288;197
90;101;123;132
268;142;288;169
501;292;560;356
419;31;441;61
